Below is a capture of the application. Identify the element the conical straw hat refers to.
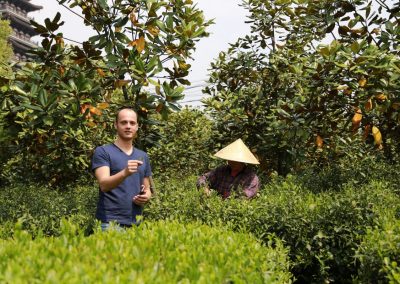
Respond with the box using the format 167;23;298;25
214;139;259;164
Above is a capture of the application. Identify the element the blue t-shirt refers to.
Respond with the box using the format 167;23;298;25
92;143;152;225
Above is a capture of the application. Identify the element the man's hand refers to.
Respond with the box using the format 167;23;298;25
124;159;143;177
133;185;151;206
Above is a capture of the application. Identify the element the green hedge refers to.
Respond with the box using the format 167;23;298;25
1;173;399;283
0;220;292;283
356;217;400;283
145;176;400;283
0;183;97;238
295;155;400;193
147;108;218;180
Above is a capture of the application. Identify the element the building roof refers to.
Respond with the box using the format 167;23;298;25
2;11;36;35
9;0;43;12
9;34;37;49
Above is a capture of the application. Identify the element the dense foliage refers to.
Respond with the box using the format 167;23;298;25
0;0;212;186
0;19;13;78
148;108;218;179
0;220;292;283
1;0;399;283
1;160;399;282
0;182;97;238
356;217;400;283
145;175;400;283
204;0;400;174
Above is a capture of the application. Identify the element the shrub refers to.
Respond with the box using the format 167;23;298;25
147;108;218;180
356;217;400;283
0;183;98;238
0;220;292;283
145;175;400;283
296;154;400;193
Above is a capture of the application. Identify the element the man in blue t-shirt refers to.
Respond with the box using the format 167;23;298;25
92;107;152;229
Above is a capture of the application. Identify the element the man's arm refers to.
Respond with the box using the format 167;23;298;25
94;159;143;192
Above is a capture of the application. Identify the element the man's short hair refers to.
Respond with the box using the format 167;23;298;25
115;106;138;122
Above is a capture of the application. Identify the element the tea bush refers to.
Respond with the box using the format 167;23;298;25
146;176;400;283
0;183;97;238
356;216;400;283
147;108;218;180
295;154;400;193
0;219;292;283
1;172;399;283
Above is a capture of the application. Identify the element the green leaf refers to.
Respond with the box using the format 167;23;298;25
148;78;160;87
89;34;102;43
52;12;61;25
115;32;130;43
11;85;27;95
385;21;394;32
350;41;360;53
43;116;54;126
114;16;129;28
21;103;43;112
166;16;173;30
68;79;78;91
98;0;109;10
319;46;330;57
38;89;48;107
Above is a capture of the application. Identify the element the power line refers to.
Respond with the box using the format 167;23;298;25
183;83;210;90
188;78;209;84
41;3;96;45
63;37;83;45
181;99;203;103
59;3;92;26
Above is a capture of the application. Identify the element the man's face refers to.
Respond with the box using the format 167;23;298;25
114;109;138;141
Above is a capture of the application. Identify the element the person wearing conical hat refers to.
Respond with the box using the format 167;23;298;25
196;139;260;199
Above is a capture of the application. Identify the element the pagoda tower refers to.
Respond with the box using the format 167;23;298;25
0;0;42;61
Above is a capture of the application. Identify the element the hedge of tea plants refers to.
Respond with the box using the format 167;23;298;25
145;175;400;283
1;170;399;283
0;219;292;283
0;183;97;238
355;217;400;283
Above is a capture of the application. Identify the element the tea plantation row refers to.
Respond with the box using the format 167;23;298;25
0;175;399;283
0;220;291;283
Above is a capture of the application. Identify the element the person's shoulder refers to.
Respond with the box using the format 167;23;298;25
94;144;114;154
100;143;114;149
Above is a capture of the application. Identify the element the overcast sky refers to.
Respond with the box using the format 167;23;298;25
30;1;250;88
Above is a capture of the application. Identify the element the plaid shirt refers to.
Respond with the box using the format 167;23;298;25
197;165;259;199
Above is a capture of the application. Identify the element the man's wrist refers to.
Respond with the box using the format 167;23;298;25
122;168;129;179
145;190;152;200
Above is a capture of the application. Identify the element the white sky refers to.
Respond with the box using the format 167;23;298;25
30;0;250;106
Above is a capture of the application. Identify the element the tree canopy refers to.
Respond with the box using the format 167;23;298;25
204;0;400;174
0;0;212;185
